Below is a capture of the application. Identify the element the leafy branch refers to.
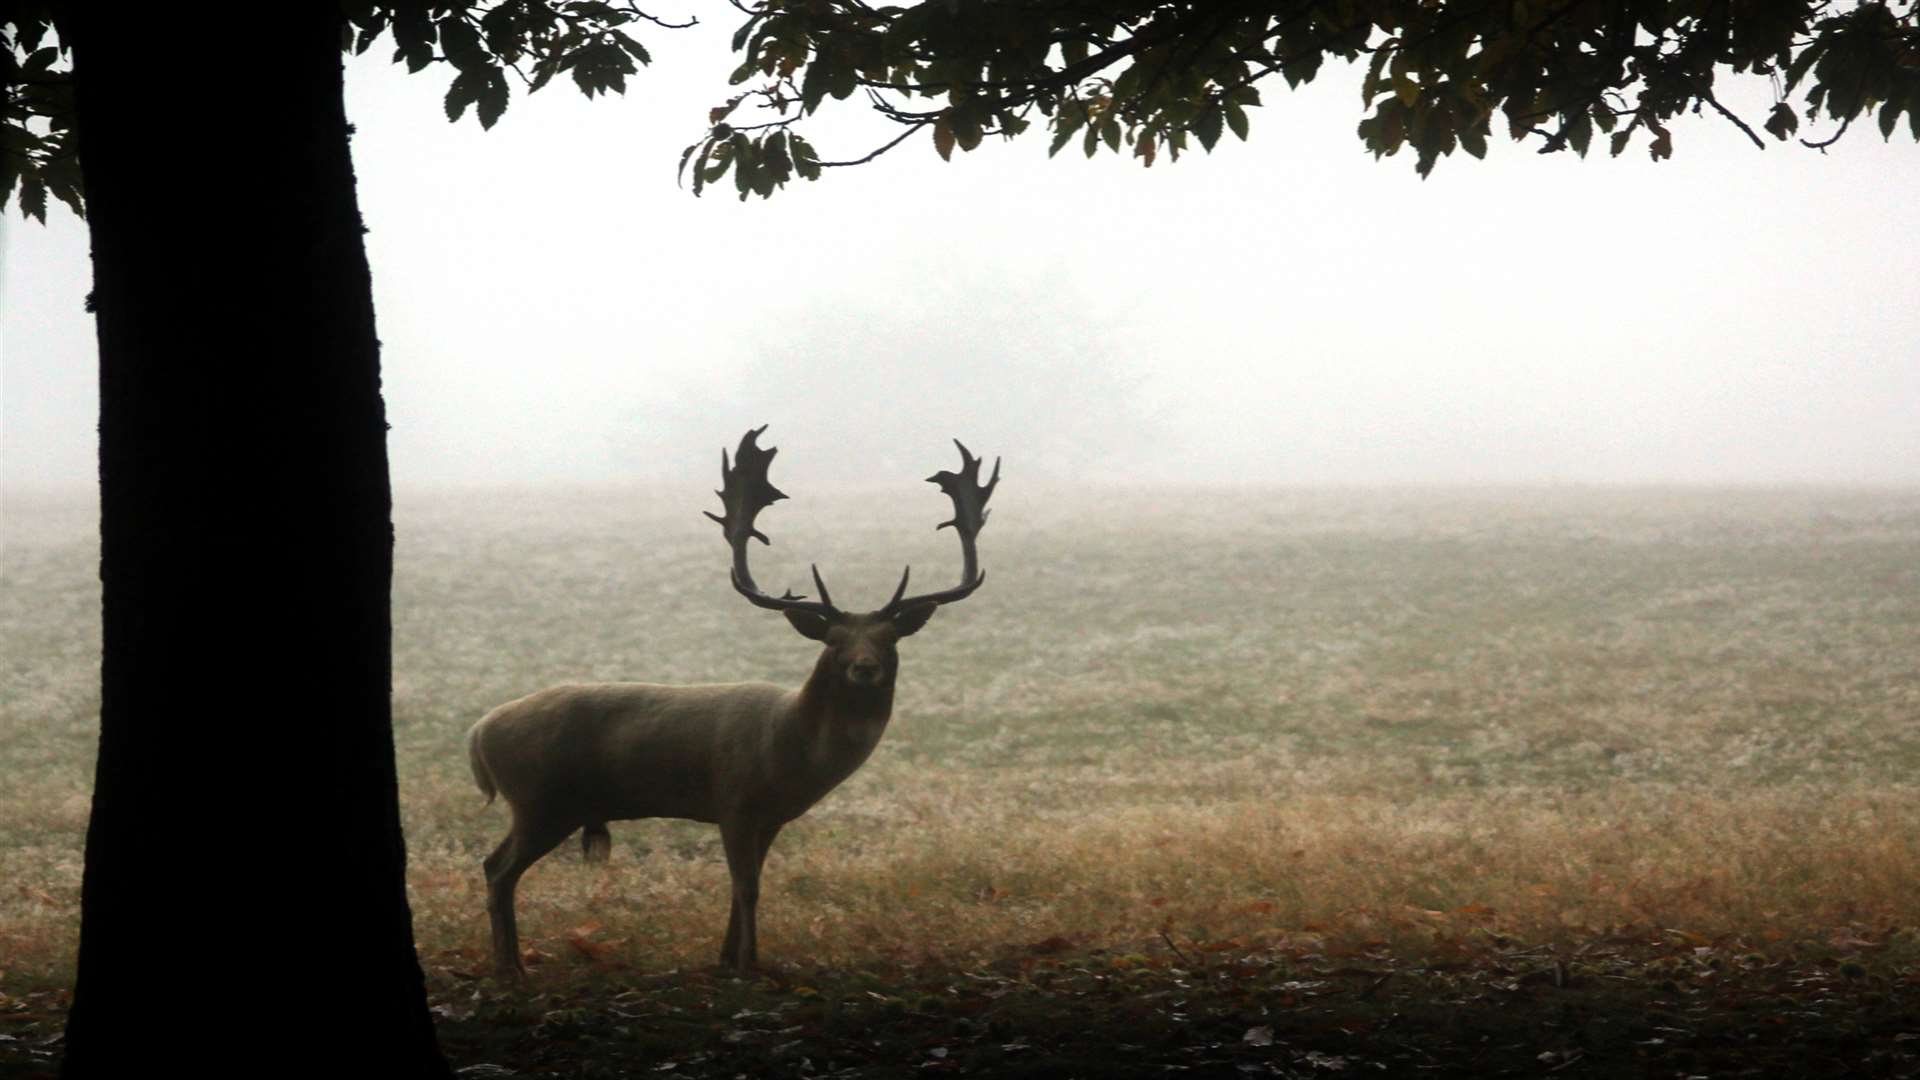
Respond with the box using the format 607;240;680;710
340;0;695;131
675;0;1920;197
3;14;83;222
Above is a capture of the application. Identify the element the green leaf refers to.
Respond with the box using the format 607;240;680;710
1101;117;1121;153
1782;41;1823;94
42;156;84;219
355;20;386;57
1224;103;1249;141
734;143;756;199
1048;105;1086;157
479;5;518;58
702;143;733;184
691;145;712;196
445;70;481;122
1362;46;1393;104
0;126;44;154
0;151;19;210
1610;129;1631;156
16;18;48;54
1763;101;1799;141
19;175;47;224
572;62;601;98
791;134;822;181
933;116;956;161
829;61;857;101
731;13;765;52
529;58;560;93
1193;105;1224;151
1878;99;1900;140
1281;52;1321;89
477;67;511;129
801;59;830;114
438;16;484;71
611;29;651;65
954;114;983;152
392;8;434;73
1566;110;1592;157
23;47;58;74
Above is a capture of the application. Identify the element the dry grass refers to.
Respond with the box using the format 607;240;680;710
397;786;1920;981
5;485;1920;990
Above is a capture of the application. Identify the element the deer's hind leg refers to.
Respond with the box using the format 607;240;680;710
484;816;572;978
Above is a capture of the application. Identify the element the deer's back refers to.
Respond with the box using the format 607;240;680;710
470;681;793;826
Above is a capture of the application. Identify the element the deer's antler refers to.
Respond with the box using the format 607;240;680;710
880;439;999;614
705;426;839;617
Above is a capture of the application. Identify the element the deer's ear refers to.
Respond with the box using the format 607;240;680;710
890;602;939;638
784;610;833;640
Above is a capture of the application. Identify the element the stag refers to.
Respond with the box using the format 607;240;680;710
467;427;998;976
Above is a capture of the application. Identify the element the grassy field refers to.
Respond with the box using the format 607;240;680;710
5;485;1920;1073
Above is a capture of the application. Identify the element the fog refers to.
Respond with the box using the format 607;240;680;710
5;17;1918;496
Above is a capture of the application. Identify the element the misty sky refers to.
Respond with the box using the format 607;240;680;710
4;16;1917;493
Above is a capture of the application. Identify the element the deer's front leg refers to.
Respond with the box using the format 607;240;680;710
719;819;781;970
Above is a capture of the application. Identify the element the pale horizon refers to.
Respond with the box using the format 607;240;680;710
6;17;1918;493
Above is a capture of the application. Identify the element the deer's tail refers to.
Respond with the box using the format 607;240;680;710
468;725;497;806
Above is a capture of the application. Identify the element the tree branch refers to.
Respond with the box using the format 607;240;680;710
1700;86;1766;148
818;119;927;167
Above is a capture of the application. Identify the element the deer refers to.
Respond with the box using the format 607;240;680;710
466;426;999;977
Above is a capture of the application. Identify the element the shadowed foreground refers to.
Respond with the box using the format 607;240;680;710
6;933;1919;1077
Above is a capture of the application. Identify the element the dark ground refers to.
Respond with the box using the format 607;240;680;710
6;931;1918;1078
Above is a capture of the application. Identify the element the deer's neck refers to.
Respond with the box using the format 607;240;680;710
750;656;896;823
796;650;896;735
785;651;896;775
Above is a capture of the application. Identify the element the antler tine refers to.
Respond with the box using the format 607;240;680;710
880;439;997;615
884;566;911;609
707;427;839;617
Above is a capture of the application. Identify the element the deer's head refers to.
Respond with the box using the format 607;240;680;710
706;426;998;690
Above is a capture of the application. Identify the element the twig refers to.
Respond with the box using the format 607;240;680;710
1700;87;1766;149
619;4;697;30
1158;929;1193;967
818;121;927;168
1800;113;1851;150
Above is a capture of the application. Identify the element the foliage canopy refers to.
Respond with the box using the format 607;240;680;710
6;0;1917;216
686;0;1920;197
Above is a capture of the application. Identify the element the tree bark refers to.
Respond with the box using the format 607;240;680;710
62;6;449;1076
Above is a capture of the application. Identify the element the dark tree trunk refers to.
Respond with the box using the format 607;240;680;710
62;6;449;1077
